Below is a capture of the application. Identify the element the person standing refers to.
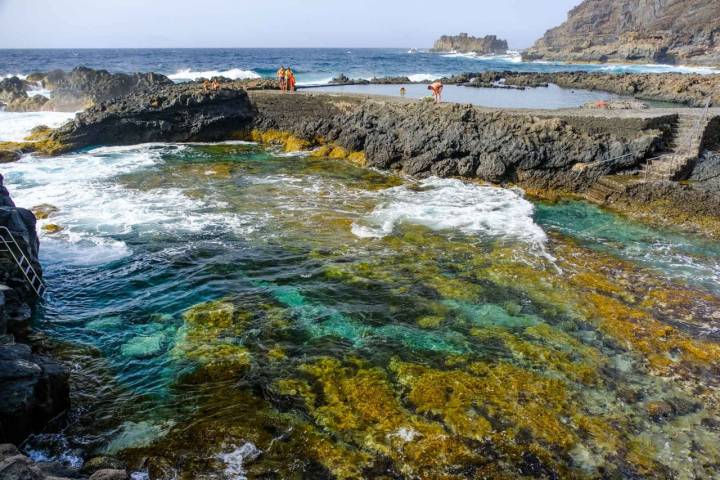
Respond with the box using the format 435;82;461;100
277;66;287;91
428;81;443;104
286;67;297;93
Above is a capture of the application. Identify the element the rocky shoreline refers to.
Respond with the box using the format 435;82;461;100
2;71;719;236
0;177;134;480
315;70;720;107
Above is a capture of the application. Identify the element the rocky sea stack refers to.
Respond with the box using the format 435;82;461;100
431;33;508;55
524;0;720;66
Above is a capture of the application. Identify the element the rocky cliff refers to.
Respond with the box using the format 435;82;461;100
0;175;70;446
431;33;508;54
524;0;720;66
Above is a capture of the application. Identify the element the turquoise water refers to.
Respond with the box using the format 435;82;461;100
5;144;720;478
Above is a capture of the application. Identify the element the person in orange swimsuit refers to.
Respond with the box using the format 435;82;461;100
428;81;443;104
286;68;297;92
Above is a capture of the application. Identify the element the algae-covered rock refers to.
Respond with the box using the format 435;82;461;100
172;300;251;378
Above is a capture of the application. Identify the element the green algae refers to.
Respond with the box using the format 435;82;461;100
38;145;720;479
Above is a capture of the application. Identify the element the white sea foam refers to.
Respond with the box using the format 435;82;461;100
3;144;261;266
296;77;335;87
351;177;547;246
1;73;27;80
168;68;260;82
597;63;720;74
0;111;76;142
217;443;262;480
27;82;53;99
441;51;522;63
407;73;444;82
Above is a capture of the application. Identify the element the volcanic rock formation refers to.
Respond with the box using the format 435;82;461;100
431;33;508;54
524;0;720;66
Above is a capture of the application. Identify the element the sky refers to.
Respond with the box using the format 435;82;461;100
0;0;580;49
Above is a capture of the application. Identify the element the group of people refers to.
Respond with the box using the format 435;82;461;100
276;66;297;92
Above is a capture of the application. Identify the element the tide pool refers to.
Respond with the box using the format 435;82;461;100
4;142;720;478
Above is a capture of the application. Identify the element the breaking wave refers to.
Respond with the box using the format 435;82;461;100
351;177;547;246
168;68;261;82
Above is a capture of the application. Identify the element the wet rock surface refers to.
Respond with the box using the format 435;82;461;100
0;444;129;480
51;82;257;151
524;0;720;66
28;66;173;111
0;76;49;112
0;177;69;447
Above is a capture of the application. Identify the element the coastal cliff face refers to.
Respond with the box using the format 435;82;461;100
524;0;720;66
431;33;508;54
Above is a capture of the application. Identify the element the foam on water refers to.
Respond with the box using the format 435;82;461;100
217;443;262;480
0;111;76;142
168;68;260;81
27;82;53;98
407;73;444;82
351;177;547;246
3;144;260;266
597;63;720;74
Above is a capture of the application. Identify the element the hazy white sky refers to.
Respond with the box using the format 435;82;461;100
0;0;579;49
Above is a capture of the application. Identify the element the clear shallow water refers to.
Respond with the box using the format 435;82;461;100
4;142;720;478
311;83;627;109
1;48;718;86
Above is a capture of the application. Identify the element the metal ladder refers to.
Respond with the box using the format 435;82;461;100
0;226;45;297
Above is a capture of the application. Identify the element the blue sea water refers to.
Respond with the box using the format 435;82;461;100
1;48;718;85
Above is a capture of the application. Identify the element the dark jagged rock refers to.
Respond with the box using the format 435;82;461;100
250;92;666;190
0;176;69;447
0;443;128;480
29;66;173;111
0;76;28;103
0;76;49;112
690;150;720;192
51;83;256;151
431;33;508;54
524;0;720;66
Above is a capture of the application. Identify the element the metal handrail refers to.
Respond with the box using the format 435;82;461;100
643;102;713;182
0;226;45;297
687;97;712;153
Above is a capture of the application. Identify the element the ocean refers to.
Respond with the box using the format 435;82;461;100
2;48;719;86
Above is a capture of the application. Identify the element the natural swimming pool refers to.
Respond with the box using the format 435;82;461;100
5;142;720;479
